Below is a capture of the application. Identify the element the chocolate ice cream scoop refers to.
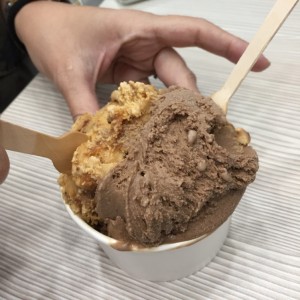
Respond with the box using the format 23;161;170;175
95;87;258;246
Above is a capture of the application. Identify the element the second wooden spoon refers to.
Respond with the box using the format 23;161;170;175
0;120;88;174
211;0;299;113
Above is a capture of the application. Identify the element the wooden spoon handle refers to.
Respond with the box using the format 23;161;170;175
211;0;299;113
0;119;58;159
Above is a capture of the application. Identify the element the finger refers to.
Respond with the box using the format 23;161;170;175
154;48;199;91
0;146;10;184
55;70;100;119
153;15;270;71
137;77;151;84
224;38;271;72
63;86;100;120
110;62;152;84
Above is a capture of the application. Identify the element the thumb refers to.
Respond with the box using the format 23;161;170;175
55;67;100;119
0;146;10;184
62;83;100;120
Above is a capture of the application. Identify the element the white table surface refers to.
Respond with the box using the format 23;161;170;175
1;0;300;299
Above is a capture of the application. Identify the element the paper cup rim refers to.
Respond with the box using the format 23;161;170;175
64;203;227;252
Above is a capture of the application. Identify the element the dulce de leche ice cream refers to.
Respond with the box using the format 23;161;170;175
59;81;258;248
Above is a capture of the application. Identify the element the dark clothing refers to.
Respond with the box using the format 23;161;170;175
0;13;36;112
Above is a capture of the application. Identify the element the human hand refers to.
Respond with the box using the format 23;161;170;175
0;146;9;184
15;2;270;118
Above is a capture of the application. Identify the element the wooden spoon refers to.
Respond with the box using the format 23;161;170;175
0;120;88;174
211;0;299;113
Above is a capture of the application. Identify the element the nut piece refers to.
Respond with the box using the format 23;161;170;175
188;129;197;145
219;168;232;182
236;128;251;146
140;197;150;207
197;159;207;172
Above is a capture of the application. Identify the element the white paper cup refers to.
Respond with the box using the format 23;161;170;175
65;203;230;281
